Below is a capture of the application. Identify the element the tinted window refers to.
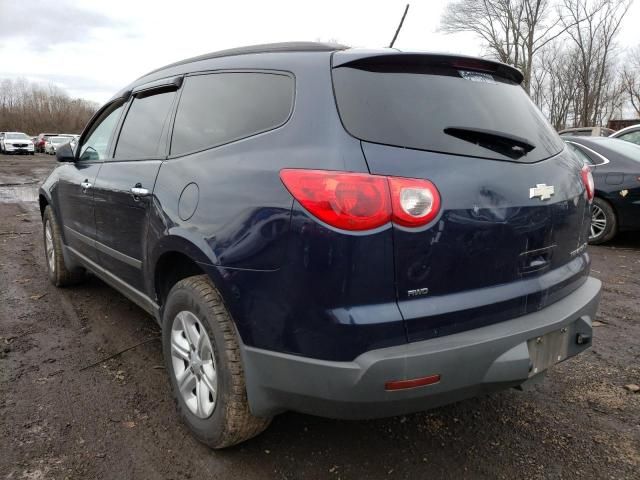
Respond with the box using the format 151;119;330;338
79;104;124;161
332;64;564;163
171;72;294;155
115;89;176;160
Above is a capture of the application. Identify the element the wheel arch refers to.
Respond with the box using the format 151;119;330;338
38;188;51;219
149;233;230;314
593;193;619;220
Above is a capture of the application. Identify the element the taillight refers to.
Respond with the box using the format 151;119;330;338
388;177;441;228
279;169;441;232
581;165;594;203
279;169;391;231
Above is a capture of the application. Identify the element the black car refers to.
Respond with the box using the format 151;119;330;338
39;42;601;448
564;136;640;243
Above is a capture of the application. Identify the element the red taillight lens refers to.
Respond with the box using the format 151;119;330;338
280;169;442;232
581;165;594;203
388;177;441;228
279;169;391;231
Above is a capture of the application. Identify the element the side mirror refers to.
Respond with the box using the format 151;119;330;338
56;142;75;162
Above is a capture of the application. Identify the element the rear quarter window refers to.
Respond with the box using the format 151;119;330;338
171;72;294;156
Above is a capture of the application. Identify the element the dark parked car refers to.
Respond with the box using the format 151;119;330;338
39;42;601;448
564;136;640;243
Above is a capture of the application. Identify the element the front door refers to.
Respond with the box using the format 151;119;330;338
93;86;177;292
56;102;125;261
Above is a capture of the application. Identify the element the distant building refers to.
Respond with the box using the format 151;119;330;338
608;119;640;131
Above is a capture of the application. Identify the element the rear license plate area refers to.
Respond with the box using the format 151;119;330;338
527;328;570;377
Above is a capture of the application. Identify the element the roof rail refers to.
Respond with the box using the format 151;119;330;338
142;41;350;78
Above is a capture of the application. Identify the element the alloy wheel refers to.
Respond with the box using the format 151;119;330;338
170;311;218;418
590;204;607;240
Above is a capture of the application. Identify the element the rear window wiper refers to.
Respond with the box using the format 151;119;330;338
444;127;535;160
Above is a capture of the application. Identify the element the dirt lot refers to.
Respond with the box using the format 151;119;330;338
1;154;639;479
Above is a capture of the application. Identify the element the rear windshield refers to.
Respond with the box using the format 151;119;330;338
332;63;563;163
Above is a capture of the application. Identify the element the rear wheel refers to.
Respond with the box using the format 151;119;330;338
43;206;84;286
162;275;271;449
588;197;617;245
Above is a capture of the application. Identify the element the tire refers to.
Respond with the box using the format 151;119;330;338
589;197;617;245
162;275;271;449
43;206;84;286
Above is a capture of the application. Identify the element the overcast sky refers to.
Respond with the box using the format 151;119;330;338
0;0;638;104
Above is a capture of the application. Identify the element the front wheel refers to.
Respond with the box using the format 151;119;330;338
588;197;617;245
162;275;271;449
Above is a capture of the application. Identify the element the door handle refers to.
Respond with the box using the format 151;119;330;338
130;186;150;197
80;181;92;191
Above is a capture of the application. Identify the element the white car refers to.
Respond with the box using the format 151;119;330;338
609;124;640;145
44;136;73;155
1;132;35;155
59;134;81;151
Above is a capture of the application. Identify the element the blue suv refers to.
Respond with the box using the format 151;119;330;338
39;42;601;448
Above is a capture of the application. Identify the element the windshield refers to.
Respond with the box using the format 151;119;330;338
332;63;564;163
6;133;29;140
51;137;69;144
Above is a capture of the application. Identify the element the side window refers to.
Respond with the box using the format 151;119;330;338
619;131;640;145
171;72;294;156
114;89;177;160
79;103;124;161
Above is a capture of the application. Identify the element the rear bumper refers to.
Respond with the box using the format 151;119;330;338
242;276;601;419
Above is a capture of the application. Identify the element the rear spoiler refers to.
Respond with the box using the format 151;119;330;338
332;50;524;85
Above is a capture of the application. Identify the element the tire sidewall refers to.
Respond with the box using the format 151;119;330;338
162;281;234;443
43;207;58;284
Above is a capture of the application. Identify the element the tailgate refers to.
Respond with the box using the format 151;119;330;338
331;51;591;341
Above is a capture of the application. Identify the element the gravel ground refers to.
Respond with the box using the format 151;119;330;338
1;154;639;479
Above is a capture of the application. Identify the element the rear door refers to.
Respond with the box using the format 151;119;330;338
331;53;591;341
92;82;179;291
55;102;125;262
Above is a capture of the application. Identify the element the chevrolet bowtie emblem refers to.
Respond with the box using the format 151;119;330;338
529;184;555;201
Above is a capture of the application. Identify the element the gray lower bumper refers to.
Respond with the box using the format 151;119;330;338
242;277;601;419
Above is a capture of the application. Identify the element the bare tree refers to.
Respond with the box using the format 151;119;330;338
622;46;640;116
531;42;582;129
0;78;98;135
560;0;631;126
440;0;573;93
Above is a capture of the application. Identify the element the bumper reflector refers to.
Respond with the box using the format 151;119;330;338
384;374;441;391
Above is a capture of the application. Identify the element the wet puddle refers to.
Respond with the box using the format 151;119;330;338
0;184;39;203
